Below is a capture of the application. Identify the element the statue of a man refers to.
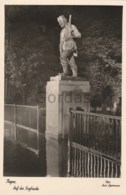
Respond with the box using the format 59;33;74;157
57;15;81;77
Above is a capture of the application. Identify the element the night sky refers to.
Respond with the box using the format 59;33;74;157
5;5;122;27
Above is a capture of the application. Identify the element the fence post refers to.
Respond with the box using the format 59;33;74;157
37;105;40;152
67;108;72;176
69;108;73;141
14;104;17;141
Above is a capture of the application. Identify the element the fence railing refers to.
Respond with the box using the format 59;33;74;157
70;110;121;160
5;104;46;132
68;143;120;177
4;104;46;153
69;109;121;177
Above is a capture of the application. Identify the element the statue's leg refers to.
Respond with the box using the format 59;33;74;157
68;55;78;77
60;51;69;75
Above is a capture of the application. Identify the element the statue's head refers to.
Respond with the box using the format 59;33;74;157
57;15;67;28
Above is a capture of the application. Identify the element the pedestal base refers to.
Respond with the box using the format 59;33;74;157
46;75;90;139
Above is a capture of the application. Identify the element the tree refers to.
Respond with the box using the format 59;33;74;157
5;6;122;109
77;16;122;110
5;19;59;104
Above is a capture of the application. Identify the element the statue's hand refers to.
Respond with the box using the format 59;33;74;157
71;30;75;37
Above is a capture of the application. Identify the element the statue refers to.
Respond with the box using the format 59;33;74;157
57;15;81;77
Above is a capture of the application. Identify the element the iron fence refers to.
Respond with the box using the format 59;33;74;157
69;109;121;177
4;104;46;153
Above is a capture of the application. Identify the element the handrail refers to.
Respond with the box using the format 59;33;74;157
71;142;121;164
5;104;37;108
5;104;15;106
5;104;46;110
70;109;121;120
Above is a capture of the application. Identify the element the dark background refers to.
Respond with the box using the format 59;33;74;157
5;5;122;114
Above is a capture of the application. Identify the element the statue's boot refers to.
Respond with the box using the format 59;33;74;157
59;73;68;76
59;63;69;76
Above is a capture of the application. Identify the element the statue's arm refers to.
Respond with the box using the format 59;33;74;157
71;25;81;38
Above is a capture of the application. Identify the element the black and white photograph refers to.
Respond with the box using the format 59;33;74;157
1;0;126;194
4;4;122;177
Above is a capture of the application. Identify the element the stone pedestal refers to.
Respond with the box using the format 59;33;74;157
46;75;90;139
46;137;68;177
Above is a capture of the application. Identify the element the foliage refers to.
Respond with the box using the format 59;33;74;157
5;6;122;106
5;21;59;103
77;17;122;104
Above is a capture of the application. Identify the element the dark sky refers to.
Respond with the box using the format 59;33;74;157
5;5;122;26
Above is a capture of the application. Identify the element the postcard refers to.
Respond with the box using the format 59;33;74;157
0;0;126;194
